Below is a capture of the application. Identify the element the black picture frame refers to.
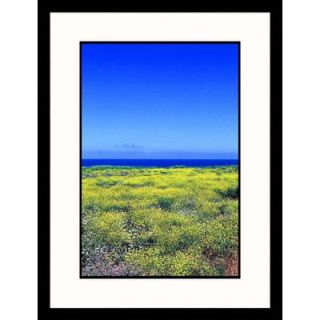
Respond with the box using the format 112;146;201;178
38;0;282;319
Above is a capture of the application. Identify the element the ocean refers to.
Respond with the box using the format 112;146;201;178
81;159;238;168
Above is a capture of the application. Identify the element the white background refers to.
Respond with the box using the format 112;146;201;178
0;0;319;318
50;12;270;308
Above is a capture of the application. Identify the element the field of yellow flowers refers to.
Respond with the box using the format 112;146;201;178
81;166;239;277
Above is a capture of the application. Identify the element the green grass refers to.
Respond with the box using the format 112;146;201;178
81;166;239;277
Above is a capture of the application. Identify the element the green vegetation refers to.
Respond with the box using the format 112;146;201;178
81;166;239;277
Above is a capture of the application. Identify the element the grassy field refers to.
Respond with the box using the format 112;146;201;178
81;166;239;277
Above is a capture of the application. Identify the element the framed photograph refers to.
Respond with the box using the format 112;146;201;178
38;0;282;319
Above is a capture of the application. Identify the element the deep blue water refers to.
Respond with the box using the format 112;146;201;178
82;159;238;168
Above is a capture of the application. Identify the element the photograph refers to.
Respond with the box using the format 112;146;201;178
80;43;240;277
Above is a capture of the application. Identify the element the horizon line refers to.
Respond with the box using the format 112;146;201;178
82;158;239;160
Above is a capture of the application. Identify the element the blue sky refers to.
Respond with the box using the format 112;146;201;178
82;43;239;159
